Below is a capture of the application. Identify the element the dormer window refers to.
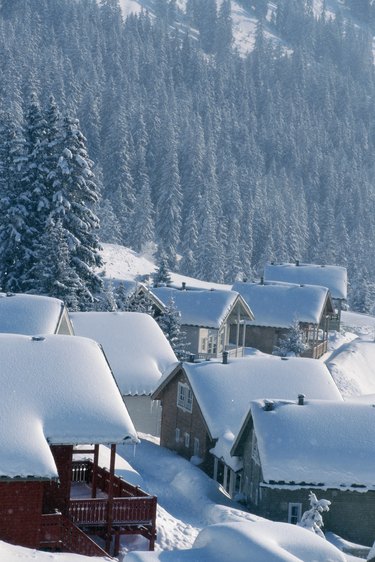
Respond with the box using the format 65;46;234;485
177;382;193;413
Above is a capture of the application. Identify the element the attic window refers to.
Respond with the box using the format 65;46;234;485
177;382;193;413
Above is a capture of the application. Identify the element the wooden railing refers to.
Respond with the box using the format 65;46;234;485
302;339;328;359
69;496;157;526
70;460;157;533
40;513;111;557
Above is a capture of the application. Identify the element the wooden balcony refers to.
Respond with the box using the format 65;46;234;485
301;339;328;359
40;458;157;557
70;460;157;552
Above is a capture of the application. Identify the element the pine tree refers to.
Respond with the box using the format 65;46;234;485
156;297;189;359
153;253;172;287
297;491;331;539
272;319;308;357
49;114;103;308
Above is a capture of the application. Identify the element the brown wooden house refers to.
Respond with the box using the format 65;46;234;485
264;262;348;331
152;355;342;500
0;333;157;558
232;281;334;358
231;399;375;546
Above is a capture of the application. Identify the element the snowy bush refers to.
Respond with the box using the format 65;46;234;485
297;491;331;539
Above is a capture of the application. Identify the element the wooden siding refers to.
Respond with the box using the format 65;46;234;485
159;370;215;474
0;481;44;548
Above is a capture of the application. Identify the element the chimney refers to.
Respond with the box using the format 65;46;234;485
181;281;186;290
222;351;228;365
263;400;274;411
298;394;305;406
295;260;300;266
260;276;264;285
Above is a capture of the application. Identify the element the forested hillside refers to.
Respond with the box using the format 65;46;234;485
1;0;375;310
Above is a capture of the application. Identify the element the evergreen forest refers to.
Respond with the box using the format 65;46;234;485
1;0;375;310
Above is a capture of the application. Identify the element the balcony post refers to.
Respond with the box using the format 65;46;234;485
91;444;99;498
105;444;116;554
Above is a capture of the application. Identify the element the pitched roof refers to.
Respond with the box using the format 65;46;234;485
154;353;342;470
243;399;375;489
264;263;347;300
150;287;254;329
71;311;179;395
0;293;67;335
0;334;138;479
232;281;333;327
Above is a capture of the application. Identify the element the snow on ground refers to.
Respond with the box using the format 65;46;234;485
99;243;231;290
324;311;375;398
0;542;110;562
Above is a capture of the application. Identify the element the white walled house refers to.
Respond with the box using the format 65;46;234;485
71;311;180;435
151;287;254;359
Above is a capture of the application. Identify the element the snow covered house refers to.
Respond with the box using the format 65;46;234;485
71;311;180;435
232;281;334;358
150;287;254;359
0;292;73;335
0;334;157;557
231;399;375;546
264;262;348;330
152;353;342;498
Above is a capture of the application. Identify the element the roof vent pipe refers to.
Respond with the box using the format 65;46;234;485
189;354;195;363
182;281;186;290
298;394;305;406
264;400;274;411
296;260;300;266
260;276;264;285
222;351;228;365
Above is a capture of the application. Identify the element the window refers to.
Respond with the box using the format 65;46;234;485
288;503;302;525
177;382;193;412
184;432;190;448
175;428;180;443
193;437;200;457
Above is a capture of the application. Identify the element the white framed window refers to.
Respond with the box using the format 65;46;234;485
175;428;180;443
177;382;193;412
193;437;200;457
288;503;302;525
184;432;190;448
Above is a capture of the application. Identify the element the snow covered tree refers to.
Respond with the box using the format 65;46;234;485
30;219;80;310
272;319;308;357
153;253;172;287
297;491;331;538
156;297;189;359
48;114;103;308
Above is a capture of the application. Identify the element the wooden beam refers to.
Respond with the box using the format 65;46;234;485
105;444;116;554
91;444;99;499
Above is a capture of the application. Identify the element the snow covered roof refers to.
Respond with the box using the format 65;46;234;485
244;399;375;489
154;353;342;470
264;263;347;300
150;287;254;328
70;311;179;396
0;334;138;479
232;281;332;327
0;293;68;335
